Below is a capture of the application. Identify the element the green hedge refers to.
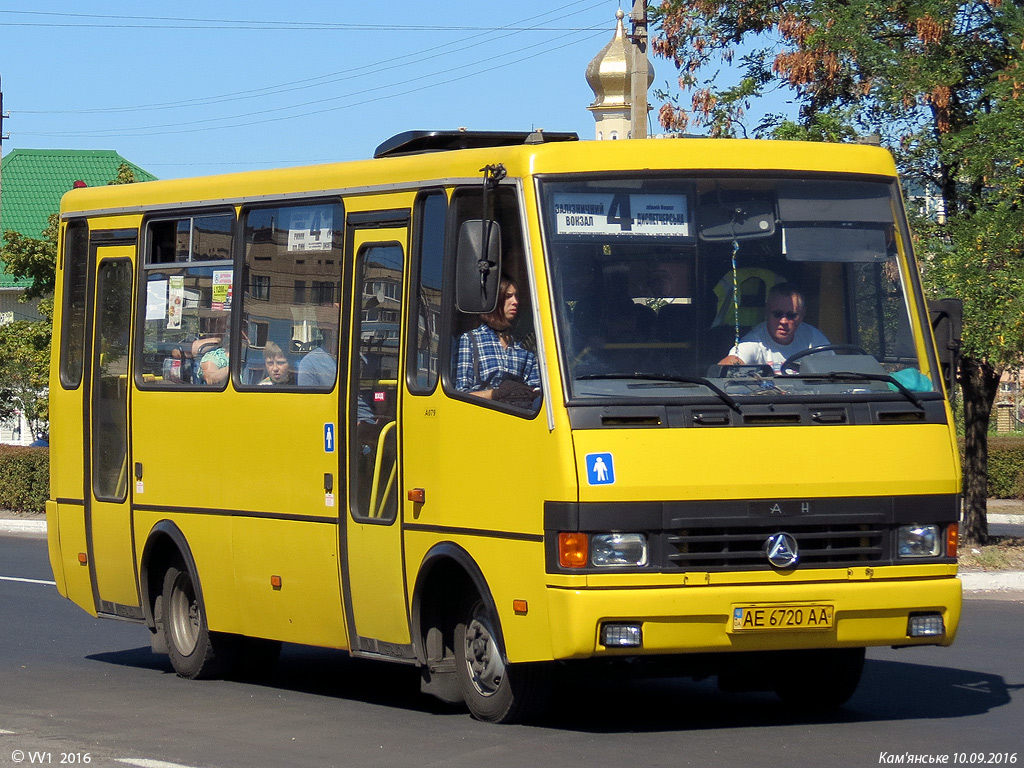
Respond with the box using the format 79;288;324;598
0;446;49;514
962;436;1024;499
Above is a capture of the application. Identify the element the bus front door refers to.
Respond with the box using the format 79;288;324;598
343;229;412;657
85;252;140;618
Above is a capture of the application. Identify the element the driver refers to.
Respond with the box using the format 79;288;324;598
717;283;830;374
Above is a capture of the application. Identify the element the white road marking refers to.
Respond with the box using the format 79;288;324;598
0;575;57;586
117;759;207;768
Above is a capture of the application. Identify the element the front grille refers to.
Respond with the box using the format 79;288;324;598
665;523;886;570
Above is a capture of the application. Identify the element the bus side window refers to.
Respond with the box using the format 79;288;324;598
406;191;446;393
351;244;404;521
137;213;235;388
59;219;90;389
446;186;540;413
238;202;344;390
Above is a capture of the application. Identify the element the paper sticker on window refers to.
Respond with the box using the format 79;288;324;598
211;269;233;310
146;279;167;321
167;275;185;329
288;208;335;252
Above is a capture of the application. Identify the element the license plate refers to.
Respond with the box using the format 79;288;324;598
731;604;834;632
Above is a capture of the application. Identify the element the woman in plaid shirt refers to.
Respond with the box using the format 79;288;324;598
455;277;540;404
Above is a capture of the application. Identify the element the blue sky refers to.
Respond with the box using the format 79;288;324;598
0;2;681;179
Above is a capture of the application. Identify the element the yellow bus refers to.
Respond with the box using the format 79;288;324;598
47;130;962;723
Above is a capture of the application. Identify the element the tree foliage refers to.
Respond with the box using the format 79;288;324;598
652;0;1024;542
0;319;51;439
0;162;140;440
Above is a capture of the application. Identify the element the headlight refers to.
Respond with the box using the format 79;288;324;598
591;533;648;567
897;525;940;557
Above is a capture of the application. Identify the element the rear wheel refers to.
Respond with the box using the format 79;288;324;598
454;596;550;723
161;557;236;679
772;647;866;710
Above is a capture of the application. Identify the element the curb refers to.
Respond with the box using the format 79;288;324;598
959;570;1024;594
0;519;47;536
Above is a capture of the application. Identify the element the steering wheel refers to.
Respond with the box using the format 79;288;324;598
781;344;869;374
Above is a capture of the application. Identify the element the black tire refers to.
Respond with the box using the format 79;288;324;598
454;596;551;724
161;557;237;680
772;647;866;710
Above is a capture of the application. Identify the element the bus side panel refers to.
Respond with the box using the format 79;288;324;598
133;510;241;634
232;516;347;648
46;500;66;597
404;395;578;665
47;500;97;615
214;391;346;646
47;219;91;612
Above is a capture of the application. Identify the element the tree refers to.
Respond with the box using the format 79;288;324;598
0;162;141;440
0;214;57;440
652;0;1024;543
0;317;51;440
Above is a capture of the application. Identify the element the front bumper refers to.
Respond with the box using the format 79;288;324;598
545;570;961;660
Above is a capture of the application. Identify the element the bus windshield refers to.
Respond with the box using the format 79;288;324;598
540;174;937;403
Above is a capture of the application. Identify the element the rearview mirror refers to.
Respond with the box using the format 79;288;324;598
455;219;502;314
698;194;776;241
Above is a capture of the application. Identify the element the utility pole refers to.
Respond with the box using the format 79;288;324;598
629;0;649;139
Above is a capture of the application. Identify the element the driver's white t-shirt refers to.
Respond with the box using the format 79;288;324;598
728;323;831;373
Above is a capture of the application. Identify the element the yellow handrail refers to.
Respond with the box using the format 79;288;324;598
368;420;397;518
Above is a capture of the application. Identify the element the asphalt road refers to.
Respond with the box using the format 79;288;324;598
2;535;1022;768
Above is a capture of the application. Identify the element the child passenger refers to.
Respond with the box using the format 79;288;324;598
259;341;294;385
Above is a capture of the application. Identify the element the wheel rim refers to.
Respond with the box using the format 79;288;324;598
462;608;506;698
167;572;200;657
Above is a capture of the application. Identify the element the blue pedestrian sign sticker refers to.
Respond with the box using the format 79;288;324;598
585;453;615;485
324;423;336;453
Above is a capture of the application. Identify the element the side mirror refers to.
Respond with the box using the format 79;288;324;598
928;298;962;399
455;219;502;314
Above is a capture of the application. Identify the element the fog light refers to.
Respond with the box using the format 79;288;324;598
601;623;642;648
591;533;648;567
907;613;945;637
898;525;940;557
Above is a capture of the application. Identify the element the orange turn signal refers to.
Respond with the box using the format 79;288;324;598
946;523;959;558
270;575;283;590
78;552;88;566
512;599;528;615
407;488;426;504
558;532;588;568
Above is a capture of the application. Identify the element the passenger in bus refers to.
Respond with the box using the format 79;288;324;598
571;292;658;374
296;333;338;387
717;283;830;374
258;340;294;386
193;336;229;386
455;276;541;408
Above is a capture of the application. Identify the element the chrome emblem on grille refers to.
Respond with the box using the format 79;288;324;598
765;532;800;568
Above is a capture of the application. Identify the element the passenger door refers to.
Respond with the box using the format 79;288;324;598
342;217;412;656
85;248;140;617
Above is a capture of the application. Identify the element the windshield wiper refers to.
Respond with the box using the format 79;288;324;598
786;370;925;410
576;372;742;413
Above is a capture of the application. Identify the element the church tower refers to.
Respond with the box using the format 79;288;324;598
586;9;654;140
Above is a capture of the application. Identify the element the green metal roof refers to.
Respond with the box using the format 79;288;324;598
0;149;156;288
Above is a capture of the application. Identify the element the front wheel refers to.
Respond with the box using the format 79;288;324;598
454;597;551;723
161;557;237;679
